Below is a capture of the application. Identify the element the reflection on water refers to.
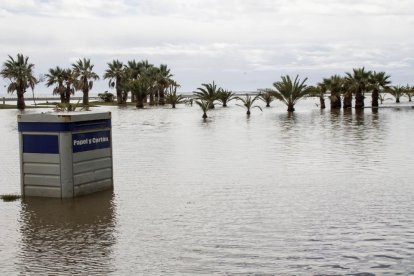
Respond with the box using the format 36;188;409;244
1;100;414;274
17;191;116;274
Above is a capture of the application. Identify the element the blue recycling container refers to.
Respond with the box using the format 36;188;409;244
17;112;113;198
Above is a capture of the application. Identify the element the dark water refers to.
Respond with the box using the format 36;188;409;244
1;99;414;274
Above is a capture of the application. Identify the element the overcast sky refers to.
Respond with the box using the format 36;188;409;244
0;0;413;94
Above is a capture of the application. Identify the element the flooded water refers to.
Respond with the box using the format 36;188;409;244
1;99;414;274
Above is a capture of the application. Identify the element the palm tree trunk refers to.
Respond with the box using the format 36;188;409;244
330;94;341;109
116;80;123;104
355;90;365;109
83;88;89;106
343;93;352;109
396;97;400;103
159;88;165;105
287;103;295;112
65;86;71;103
17;91;25;110
149;91;155;106
371;89;379;108
202;112;207;119
320;97;326;109
172;103;176;108
136;99;144;108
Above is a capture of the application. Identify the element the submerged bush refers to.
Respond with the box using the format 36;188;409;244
1;194;21;202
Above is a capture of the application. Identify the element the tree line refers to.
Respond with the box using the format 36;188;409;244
1;54;413;113
0;54;177;110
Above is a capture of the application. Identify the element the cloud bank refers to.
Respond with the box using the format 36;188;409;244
0;0;413;93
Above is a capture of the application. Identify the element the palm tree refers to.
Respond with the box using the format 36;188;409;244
217;89;235;107
45;66;66;103
165;84;185;108
389;85;405;103
309;84;326;109
258;89;274;107
236;94;263;115
404;85;413;102
156;64;173;105
369;71;391;108
63;69;75;103
128;78;151;108
345;67;372;109
195;100;211;119
271;75;311;112
125;60;140;102
193;81;220;108
323;75;343;109
72;58;99;106
104;60;125;104
0;54;37;110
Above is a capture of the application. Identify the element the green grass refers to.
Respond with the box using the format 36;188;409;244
0;104;19;109
1;194;21;202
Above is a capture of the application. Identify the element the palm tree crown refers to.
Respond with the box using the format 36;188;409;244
193;81;220;108
45;66;67;103
271;75;310;112
72;58;99;106
0;53;37;110
104;60;125;104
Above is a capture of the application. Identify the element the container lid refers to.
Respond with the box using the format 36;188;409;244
17;112;111;123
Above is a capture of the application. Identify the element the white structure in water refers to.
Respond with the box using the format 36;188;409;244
17;112;113;198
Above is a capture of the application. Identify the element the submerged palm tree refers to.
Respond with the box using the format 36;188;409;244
404;85;413;102
72;58;99;106
104;60;125;104
128;78;151;108
193;81;219;108
45;66;67;103
323;75;343;109
389;85;405;103
0;54;37;110
258;90;274;107
345;67;372;109
369;71;391;108
271;75;311;112
236;94;263;115
195;100;211;119
156;64;173;105
165;82;185;108
217;89;235;107
309;84;326;109
63;69;76;103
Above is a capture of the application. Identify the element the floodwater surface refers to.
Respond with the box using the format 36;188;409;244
0;99;413;274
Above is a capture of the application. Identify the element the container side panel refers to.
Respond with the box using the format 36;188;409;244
22;134;59;154
73;157;112;174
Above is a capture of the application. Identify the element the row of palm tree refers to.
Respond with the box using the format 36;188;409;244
1;54;413;111
194;72;414;118
0;54;178;109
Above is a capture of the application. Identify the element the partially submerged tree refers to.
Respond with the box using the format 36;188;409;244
193;81;219;109
217;88;235;107
0;54;37;110
72;58;99;106
308;84;326;109
195;99;211;119
165;82;185;108
271;75;311;112
45;66;67;103
389;85;405;103
104;60;125;104
369;71;391;108
258;89;274;107
236;94;263;115
323;75;343;109
345;67;372;109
